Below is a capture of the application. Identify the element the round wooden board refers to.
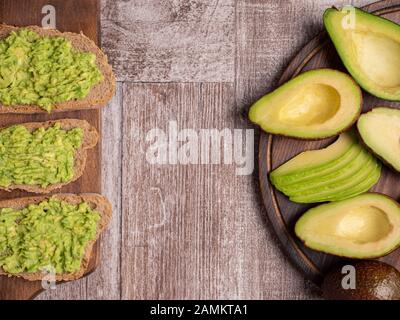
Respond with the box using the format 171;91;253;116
259;0;400;285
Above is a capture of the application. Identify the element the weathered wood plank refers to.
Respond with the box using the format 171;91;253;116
100;0;235;82
36;85;123;300
86;83;123;300
119;82;314;299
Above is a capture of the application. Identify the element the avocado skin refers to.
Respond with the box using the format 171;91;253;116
322;261;400;300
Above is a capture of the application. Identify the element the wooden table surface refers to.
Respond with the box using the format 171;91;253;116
36;0;375;300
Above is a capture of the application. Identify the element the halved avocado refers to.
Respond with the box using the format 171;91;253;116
295;193;400;258
324;7;400;101
358;107;400;172
249;69;362;139
270;132;358;186
289;158;381;203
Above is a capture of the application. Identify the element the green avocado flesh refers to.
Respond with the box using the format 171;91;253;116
270;132;381;203
0;198;100;274
358;107;400;172
324;7;400;101
0;28;103;111
283;148;373;196
0;123;82;188
290;161;381;203
295;193;400;258
248;69;362;139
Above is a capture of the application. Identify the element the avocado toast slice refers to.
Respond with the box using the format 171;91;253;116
0;119;98;193
0;24;115;113
0;193;112;281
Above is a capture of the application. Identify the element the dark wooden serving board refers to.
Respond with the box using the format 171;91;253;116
0;0;101;300
259;0;400;285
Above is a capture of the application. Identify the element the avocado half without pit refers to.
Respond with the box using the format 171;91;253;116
324;7;400;101
295;193;400;259
248;69;362;139
358;107;400;172
269;131;381;203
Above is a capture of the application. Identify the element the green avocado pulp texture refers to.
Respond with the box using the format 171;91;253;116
0;123;83;188
0;29;103;111
0;198;100;274
270;132;381;203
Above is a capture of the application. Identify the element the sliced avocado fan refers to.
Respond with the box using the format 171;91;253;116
358;107;400;172
324;7;400;101
295;193;400;258
269;131;381;203
249;69;362;139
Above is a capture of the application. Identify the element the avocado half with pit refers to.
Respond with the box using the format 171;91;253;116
358;107;400;172
324;7;400;101
295;193;400;258
248;69;362;139
269;131;381;203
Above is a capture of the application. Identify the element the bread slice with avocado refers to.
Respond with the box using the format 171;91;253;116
0;193;112;281
0;119;98;193
0;24;115;113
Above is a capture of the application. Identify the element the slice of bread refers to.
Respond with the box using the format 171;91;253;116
0;119;98;193
0;24;116;113
0;193;112;281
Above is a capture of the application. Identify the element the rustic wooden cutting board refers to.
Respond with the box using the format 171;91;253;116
259;0;400;285
0;0;101;299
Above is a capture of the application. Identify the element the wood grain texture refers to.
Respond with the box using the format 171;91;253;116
101;0;235;82
119;82;315;299
258;0;400;285
0;0;102;300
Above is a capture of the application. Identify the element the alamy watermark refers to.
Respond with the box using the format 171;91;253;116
145;121;254;176
41;265;56;290
341;264;356;290
41;4;56;29
341;5;356;30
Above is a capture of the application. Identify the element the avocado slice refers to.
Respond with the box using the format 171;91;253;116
322;261;400;300
270;132;358;186
326;163;381;201
249;69;362;139
358;107;400;172
289;158;381;203
270;130;381;203
273;144;362;188
295;193;400;258
282;148;374;196
324;7;400;101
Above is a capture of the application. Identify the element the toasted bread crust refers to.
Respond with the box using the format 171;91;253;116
0;119;98;193
0;24;116;113
0;193;112;281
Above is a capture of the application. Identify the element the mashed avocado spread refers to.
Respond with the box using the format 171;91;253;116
0;198;100;274
0;123;83;188
0;28;103;111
